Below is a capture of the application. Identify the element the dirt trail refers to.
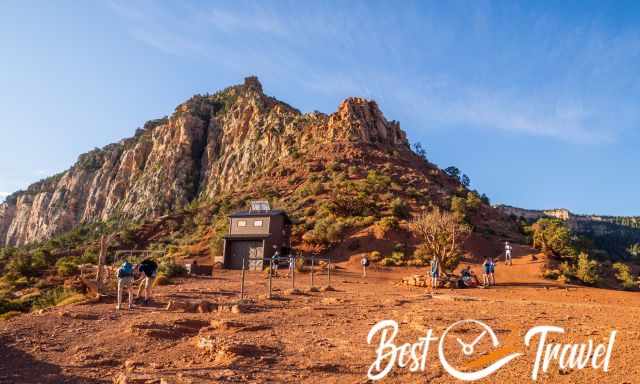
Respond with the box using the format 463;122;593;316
1;247;640;383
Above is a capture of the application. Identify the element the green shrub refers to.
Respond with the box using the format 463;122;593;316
575;253;600;285
55;258;79;277
391;198;410;219
0;298;27;315
372;217;399;239
369;251;382;262
391;251;405;262
542;269;561;280
0;311;21;321
302;216;345;244
158;260;187;278
31;287;80;311
153;273;173;286
613;263;635;290
380;258;397;267
412;244;432;262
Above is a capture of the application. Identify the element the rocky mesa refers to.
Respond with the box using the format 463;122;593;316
0;77;408;246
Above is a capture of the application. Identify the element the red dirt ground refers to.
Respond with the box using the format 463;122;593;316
1;244;639;383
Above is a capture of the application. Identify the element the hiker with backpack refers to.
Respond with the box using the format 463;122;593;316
136;258;158;304
361;255;370;278
116;260;135;311
429;258;440;291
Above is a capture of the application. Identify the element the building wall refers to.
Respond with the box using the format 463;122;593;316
230;216;271;235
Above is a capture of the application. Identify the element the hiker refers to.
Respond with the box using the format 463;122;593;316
489;257;496;286
286;255;295;278
272;250;281;277
136;258;158;304
505;241;513;266
361;255;370;278
116;260;135;310
482;257;491;287
429;258;440;291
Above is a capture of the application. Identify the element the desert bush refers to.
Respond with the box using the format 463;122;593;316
613;263;635;290
380;258;397;267
465;192;482;211
31;287;80;311
158;260;187;278
55;257;80;277
55;293;87;307
154;273;173;286
0;298;27;315
412;244;432;263
391;251;405;265
369;251;382;262
575;253;600;285
302;216;345;245
365;171;391;193
391;198;410;219
5;253;39;278
406;259;424;267
450;196;467;221
372;217;399;240
0;311;21;321
542;269;561;280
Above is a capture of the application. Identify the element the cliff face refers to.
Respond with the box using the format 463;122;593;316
0;77;409;246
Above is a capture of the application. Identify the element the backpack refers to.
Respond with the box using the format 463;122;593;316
117;261;133;278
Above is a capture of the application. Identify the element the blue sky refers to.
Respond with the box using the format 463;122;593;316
1;1;639;215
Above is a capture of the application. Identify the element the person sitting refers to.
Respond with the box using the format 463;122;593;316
458;266;479;288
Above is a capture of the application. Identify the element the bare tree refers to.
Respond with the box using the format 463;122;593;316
409;207;471;273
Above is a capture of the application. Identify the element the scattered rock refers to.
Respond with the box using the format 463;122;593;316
320;285;336;292
165;300;196;313
196;300;216;313
321;297;341;305
210;319;245;330
284;288;303;295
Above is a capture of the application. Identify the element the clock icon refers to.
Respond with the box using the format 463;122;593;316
438;319;522;381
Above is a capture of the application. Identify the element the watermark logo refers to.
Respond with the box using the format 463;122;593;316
367;319;616;381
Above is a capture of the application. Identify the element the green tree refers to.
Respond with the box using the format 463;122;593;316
531;218;575;257
613;262;635;290
461;174;471;188
575;252;600;285
444;166;460;180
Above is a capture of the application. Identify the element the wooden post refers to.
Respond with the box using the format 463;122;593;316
96;235;108;296
268;258;273;299
240;256;246;300
328;255;331;284
311;254;315;287
291;256;295;289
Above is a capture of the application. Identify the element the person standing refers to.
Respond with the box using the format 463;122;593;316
272;250;281;277
489;257;496;286
504;241;513;266
429;257;440;291
116;260;135;311
482;257;491;288
361;255;370;278
286;255;296;278
136;258;158;304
